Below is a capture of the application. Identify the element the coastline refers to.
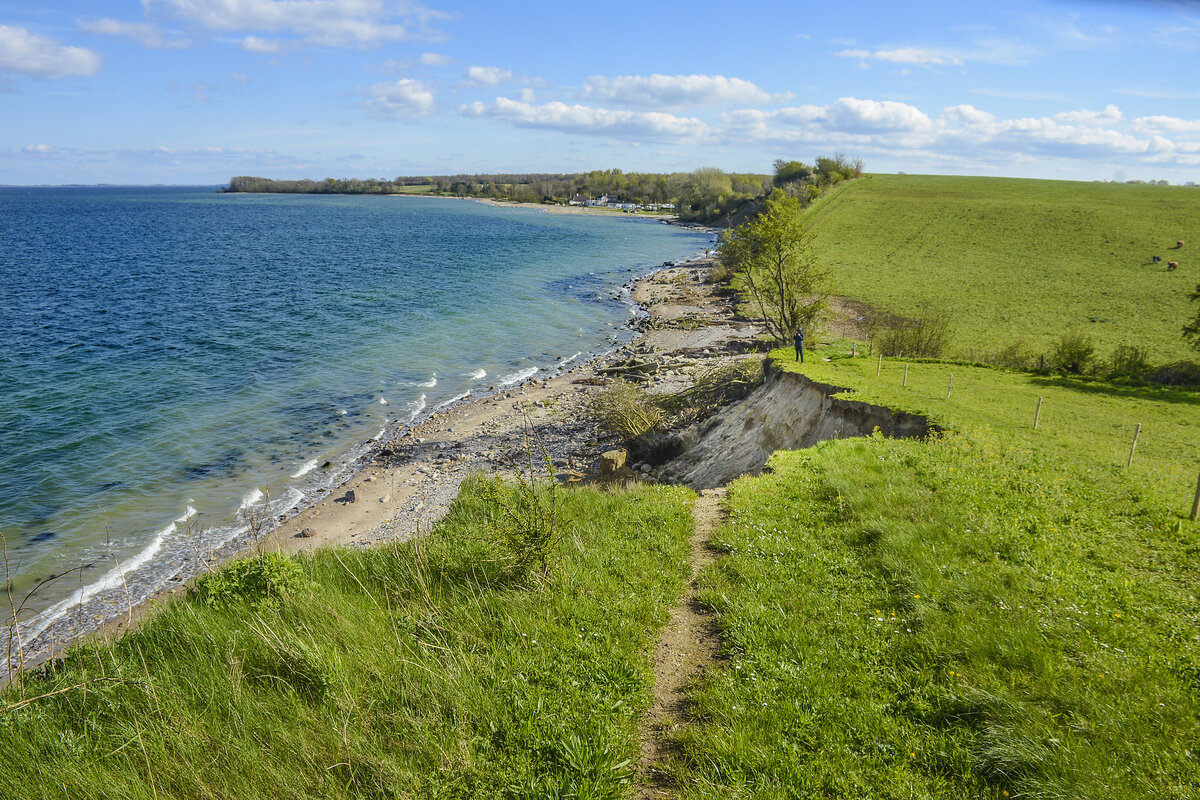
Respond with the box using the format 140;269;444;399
7;253;759;679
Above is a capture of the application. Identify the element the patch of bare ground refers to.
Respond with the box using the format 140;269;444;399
636;487;726;798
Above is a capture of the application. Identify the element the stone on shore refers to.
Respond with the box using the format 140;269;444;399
599;449;627;473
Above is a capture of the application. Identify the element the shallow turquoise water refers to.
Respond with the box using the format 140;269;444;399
0;187;712;635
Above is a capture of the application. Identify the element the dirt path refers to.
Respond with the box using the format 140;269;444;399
637;487;727;798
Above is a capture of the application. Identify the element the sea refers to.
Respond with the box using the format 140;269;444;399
0;186;714;656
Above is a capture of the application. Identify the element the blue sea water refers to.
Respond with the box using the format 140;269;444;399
0;186;713;641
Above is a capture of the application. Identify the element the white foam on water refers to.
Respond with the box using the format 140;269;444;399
469;368;487;380
291;458;319;478
21;521;176;642
433;392;471;413
418;374;437;388
372;427;387;441
175;505;198;523
562;352;583;365
405;393;427;422
498;366;539;387
239;487;264;511
338;408;348;416
379;397;388;406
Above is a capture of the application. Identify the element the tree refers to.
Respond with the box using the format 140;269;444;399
718;189;828;344
1184;283;1200;350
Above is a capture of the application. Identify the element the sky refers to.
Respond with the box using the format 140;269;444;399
2;0;1200;185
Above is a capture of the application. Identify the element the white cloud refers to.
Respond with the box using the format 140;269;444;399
1133;115;1200;133
78;18;189;50
462;98;706;142
0;25;102;79
239;35;281;53
147;0;454;49
838;47;961;66
22;144;53;154
839;38;1035;69
463;65;512;87
582;73;784;109
420;51;451;65
364;78;435;117
1054;104;1122;125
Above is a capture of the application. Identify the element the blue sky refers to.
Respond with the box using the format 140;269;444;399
2;0;1199;185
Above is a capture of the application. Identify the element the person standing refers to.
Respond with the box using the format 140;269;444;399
794;327;805;363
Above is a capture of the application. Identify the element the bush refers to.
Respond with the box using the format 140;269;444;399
1050;331;1096;374
590;380;665;442
194;552;305;610
983;340;1033;370
1148;360;1200;387
871;312;954;358
1108;344;1153;378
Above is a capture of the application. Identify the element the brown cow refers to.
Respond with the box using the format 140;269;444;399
1168;261;1179;271
1177;240;1185;248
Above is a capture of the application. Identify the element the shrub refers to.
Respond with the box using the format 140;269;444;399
1148;360;1200;387
1108;344;1153;378
590;380;665;442
871;312;954;358
481;417;561;583
1050;331;1096;374
984;340;1033;370
194;552;305;610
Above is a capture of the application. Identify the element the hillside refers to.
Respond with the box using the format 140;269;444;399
804;174;1200;363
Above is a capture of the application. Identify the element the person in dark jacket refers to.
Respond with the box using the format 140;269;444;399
794;327;805;363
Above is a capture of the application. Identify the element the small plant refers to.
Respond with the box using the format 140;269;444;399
983;339;1033;370
194;551;305;610
482;415;561;583
590;380;665;442
871;311;954;358
1050;330;1096;374
1108;343;1153;378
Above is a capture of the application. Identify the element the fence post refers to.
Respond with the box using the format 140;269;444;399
852;342;857;357
1191;472;1200;522
903;363;909;387
947;373;953;399
877;354;883;376
1126;423;1141;468
1034;396;1043;429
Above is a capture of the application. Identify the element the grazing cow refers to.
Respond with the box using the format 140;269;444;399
1153;255;1162;263
1168;261;1179;271
1178;240;1185;249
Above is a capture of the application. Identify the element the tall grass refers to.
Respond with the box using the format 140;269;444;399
0;480;695;799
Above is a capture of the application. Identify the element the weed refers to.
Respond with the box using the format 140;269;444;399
193;551;304;610
1050;330;1096;374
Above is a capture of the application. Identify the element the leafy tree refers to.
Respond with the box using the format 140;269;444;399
1184;283;1200;350
719;189;828;343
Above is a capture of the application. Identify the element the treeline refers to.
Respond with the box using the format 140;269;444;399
224;155;863;222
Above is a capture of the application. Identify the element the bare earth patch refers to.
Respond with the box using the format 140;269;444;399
637;487;726;798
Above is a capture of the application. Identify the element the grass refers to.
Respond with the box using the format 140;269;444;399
0;477;695;799
803;174;1200;364
666;347;1200;798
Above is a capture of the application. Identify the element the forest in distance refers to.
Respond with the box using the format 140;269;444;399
224;156;865;221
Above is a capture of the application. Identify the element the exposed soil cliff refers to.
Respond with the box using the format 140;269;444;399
663;360;937;489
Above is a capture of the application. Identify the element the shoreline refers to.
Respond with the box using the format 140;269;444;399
7;250;756;680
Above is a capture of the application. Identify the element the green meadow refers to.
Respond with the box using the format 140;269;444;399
667;349;1200;798
805;174;1200;363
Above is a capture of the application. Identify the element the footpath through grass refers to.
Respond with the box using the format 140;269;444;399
804;174;1200;363
0;478;694;799
669;349;1200;798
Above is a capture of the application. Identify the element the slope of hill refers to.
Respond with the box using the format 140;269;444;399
804;174;1200;363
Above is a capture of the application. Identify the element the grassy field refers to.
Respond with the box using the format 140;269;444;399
804;174;1200;364
0;479;694;799
667;348;1200;798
